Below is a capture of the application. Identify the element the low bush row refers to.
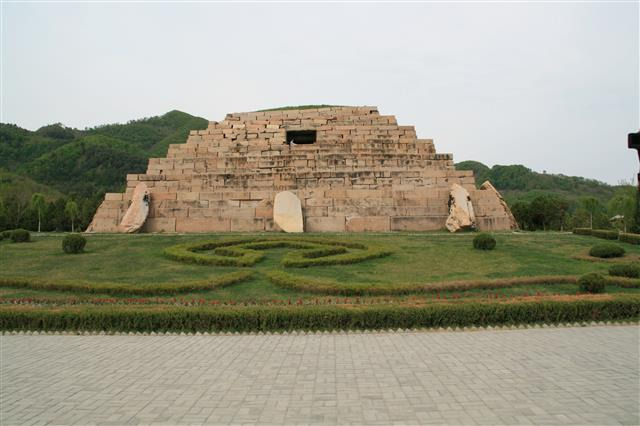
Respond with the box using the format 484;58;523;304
1;229;31;243
1;297;637;332
267;271;640;296
163;237;392;268
619;233;640;245
0;271;253;296
573;228;640;246
609;264;640;278
591;229;620;240
266;271;584;296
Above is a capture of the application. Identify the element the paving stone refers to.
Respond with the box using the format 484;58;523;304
0;326;638;425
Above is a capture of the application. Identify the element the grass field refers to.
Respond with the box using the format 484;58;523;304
2;231;639;331
1;232;639;302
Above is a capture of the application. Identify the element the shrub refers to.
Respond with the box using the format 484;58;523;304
473;233;496;250
1;230;12;239
573;228;592;236
578;273;606;294
591;229;619;240
164;237;392;268
589;243;625;258
619;233;640;245
62;234;87;254
10;229;30;243
0;271;253;296
1;296;638;332
609;264;640;278
266;271;578;296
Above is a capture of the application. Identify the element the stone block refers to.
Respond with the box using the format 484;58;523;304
177;192;199;201
104;193;123;201
390;216;444;231
305;216;346;232
230;218;265;232
346;216;390;232
143;218;176;233
150;192;177;202
176;218;230;232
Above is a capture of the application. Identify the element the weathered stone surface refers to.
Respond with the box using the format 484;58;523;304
142;218;176;233
346;216;390;232
305;216;346;232
273;191;303;233
118;183;150;233
445;183;476;233
176;217;230;233
479;181;519;230
89;106;518;233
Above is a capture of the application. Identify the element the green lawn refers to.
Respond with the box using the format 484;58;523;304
1;232;639;303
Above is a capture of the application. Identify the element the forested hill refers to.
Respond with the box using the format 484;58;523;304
0;110;208;196
455;160;617;204
0;110;633;232
0;110;624;210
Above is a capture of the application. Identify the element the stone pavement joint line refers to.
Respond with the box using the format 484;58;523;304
1;326;638;425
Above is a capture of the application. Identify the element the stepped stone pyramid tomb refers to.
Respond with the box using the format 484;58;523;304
87;106;517;233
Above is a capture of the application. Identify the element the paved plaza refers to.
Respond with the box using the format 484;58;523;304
1;325;638;425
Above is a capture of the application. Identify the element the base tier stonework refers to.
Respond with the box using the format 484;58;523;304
86;106;517;233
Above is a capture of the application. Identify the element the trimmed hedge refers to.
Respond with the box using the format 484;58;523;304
573;228;592;236
266;271;585;296
1;230;12;239
609;264;640;279
619;233;640;245
473;233;496;251
10;229;30;243
0;271;253;296
164;237;392;268
62;234;87;254
578;273;606;294
591;229;619;240
589;243;625;259
1;297;638;332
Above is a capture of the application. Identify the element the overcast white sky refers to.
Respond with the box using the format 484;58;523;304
2;2;638;184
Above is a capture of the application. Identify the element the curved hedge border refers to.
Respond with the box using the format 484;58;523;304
1;296;638;332
266;271;640;296
620;233;640;245
573;228;640;246
0;271;253;296
163;237;392;268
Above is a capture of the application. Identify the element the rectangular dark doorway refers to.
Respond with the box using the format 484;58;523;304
286;130;316;144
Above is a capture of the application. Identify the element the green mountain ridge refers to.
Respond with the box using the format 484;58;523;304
454;160;617;204
0;110;208;197
0;110;624;205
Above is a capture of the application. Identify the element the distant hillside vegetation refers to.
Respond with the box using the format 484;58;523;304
455;160;617;204
0;169;63;201
0;110;208;197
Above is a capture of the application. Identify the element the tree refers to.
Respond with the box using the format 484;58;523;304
579;197;602;229
510;201;532;230
65;200;79;232
607;186;636;233
529;194;569;231
30;193;46;233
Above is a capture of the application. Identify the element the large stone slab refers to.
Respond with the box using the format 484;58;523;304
118;183;150;233
273;191;303;233
445;183;476;232
479;181;519;230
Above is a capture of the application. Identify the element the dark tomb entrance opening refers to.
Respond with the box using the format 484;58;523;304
286;130;316;145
